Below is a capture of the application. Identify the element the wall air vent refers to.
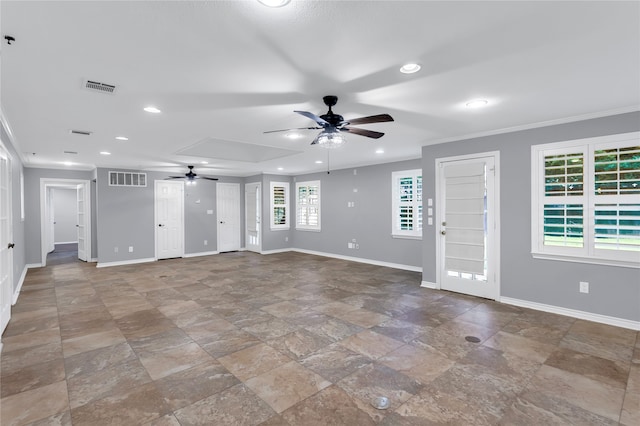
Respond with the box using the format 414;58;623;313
70;130;92;136
108;171;147;187
84;80;116;94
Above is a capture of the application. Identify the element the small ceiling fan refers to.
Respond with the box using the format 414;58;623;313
264;95;394;148
166;165;218;184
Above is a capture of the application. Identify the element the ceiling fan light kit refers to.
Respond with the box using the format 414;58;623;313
166;165;219;183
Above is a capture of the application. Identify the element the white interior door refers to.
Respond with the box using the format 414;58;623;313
217;182;241;252
76;184;88;261
155;180;184;260
0;145;13;334
245;182;261;253
437;154;499;300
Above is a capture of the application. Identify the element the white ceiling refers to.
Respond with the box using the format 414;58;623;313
1;1;639;177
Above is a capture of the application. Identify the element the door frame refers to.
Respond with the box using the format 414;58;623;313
435;151;501;300
245;181;261;253
217;182;241;253
0;140;14;335
39;178;91;267
154;179;185;260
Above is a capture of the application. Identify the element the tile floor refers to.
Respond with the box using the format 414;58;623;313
1;251;638;425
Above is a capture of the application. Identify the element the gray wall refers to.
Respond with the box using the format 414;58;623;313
23;168;94;265
422;111;640;321
293;159;423;268
96;168;245;264
1;124;26;295
52;188;78;243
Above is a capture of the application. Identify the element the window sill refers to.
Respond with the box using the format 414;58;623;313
270;227;290;231
296;228;321;232
392;234;422;241
531;252;640;269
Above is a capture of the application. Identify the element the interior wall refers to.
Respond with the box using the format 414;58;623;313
292;158;423;269
421;111;640;322
52;188;77;244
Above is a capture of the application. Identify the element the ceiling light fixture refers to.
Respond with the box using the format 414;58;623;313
315;160;323;164
285;132;302;139
143;106;161;113
257;0;291;7
400;63;421;74
99;151;111;156
314;129;346;149
62;161;73;166
375;149;384;154
201;161;208;164
115;136;128;141
277;167;284;171
465;99;489;108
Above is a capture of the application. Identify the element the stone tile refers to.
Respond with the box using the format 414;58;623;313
267;329;333;360
2;312;60;337
245;361;331;413
621;391;640;426
370;318;432;344
174;383;275;426
545;346;629;389
483;330;556;363
0;340;63;371
379;344;455;385
64;341;137;380
331;308;391;328
242;317;300;340
0;357;66;398
257;415;291;425
199;328;262;358
300;342;373;383
136;341;215;380
154;360;240;410
410;319;496;360
28;410;72;426
218;342;291;381
142;414;182;426
181;317;237;342
560;320;637;363
502;311;573;345
312;301;359;317
339;330;404;360
0;381;69;426
281;385;376;426
62;327;127;357
70;382;171;426
156;300;202;318
261;300;307;318
114;309;177;339
304;318;364;342
526;364;625;421
1;328;61;353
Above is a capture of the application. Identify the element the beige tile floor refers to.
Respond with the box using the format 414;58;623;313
1;251;638;425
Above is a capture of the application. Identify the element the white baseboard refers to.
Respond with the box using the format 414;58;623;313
89;258;98;263
291;248;422;273
26;263;43;269
96;257;156;268
260;248;293;255
12;265;29;305
501;296;640;331
183;250;219;258
54;241;78;245
420;281;437;289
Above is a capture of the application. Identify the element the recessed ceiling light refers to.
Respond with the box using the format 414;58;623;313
62;161;73;166
285;132;302;139
375;149;385;154
143;106;161;113
315;160;323;164
277;167;284;171
400;63;421;74
100;151;111;156
201;161;208;164
257;0;290;7
115;136;128;141
465;99;489;108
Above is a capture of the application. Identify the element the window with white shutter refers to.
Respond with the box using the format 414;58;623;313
296;181;320;231
532;132;640;267
392;169;422;239
270;181;289;230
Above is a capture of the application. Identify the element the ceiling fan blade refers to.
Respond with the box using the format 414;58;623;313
264;126;321;134
166;176;185;179
199;177;219;181
342;114;394;126
341;127;385;139
294;110;330;126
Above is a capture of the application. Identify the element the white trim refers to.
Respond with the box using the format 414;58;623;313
501;296;640;331
0;106;23;164
292;248;422;272
26;263;43;268
12;265;29;305
183;250;219;258
295;180;321;231
392;234;422;240
54;240;78;245
532;252;640;269
89;258;98;263
391;169;423;239
260;248;292;255
423;106;639;147
270;181;290;231
420;281;437;289
96;257;156;268
154;180;185;260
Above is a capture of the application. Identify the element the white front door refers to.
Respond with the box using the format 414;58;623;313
0;144;13;334
155;180;184;260
76;184;88;261
217;182;241;252
437;153;500;300
245;182;261;253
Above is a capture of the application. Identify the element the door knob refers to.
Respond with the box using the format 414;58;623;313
219;221;225;224
441;230;446;235
158;224;164;227
8;243;15;249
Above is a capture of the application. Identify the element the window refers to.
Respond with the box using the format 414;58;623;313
532;132;640;267
392;169;422;239
296;180;320;231
270;181;289;230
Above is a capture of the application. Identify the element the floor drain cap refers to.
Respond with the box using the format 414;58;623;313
465;335;481;343
372;396;390;410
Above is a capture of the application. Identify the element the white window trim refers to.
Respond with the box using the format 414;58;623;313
392;169;423;239
295;180;321;232
270;181;290;231
531;131;640;268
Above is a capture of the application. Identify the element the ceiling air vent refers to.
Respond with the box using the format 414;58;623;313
70;130;92;136
84;80;116;94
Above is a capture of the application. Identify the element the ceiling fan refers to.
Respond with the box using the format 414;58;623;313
166;165;218;185
265;95;394;148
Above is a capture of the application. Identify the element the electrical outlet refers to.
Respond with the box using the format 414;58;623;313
285;237;289;242
114;246;118;253
348;242;353;249
129;246;133;253
579;281;589;293
355;243;359;249
204;240;208;246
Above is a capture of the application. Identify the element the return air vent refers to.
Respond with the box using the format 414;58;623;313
70;130;92;136
109;171;147;187
84;80;116;94
63;150;78;155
